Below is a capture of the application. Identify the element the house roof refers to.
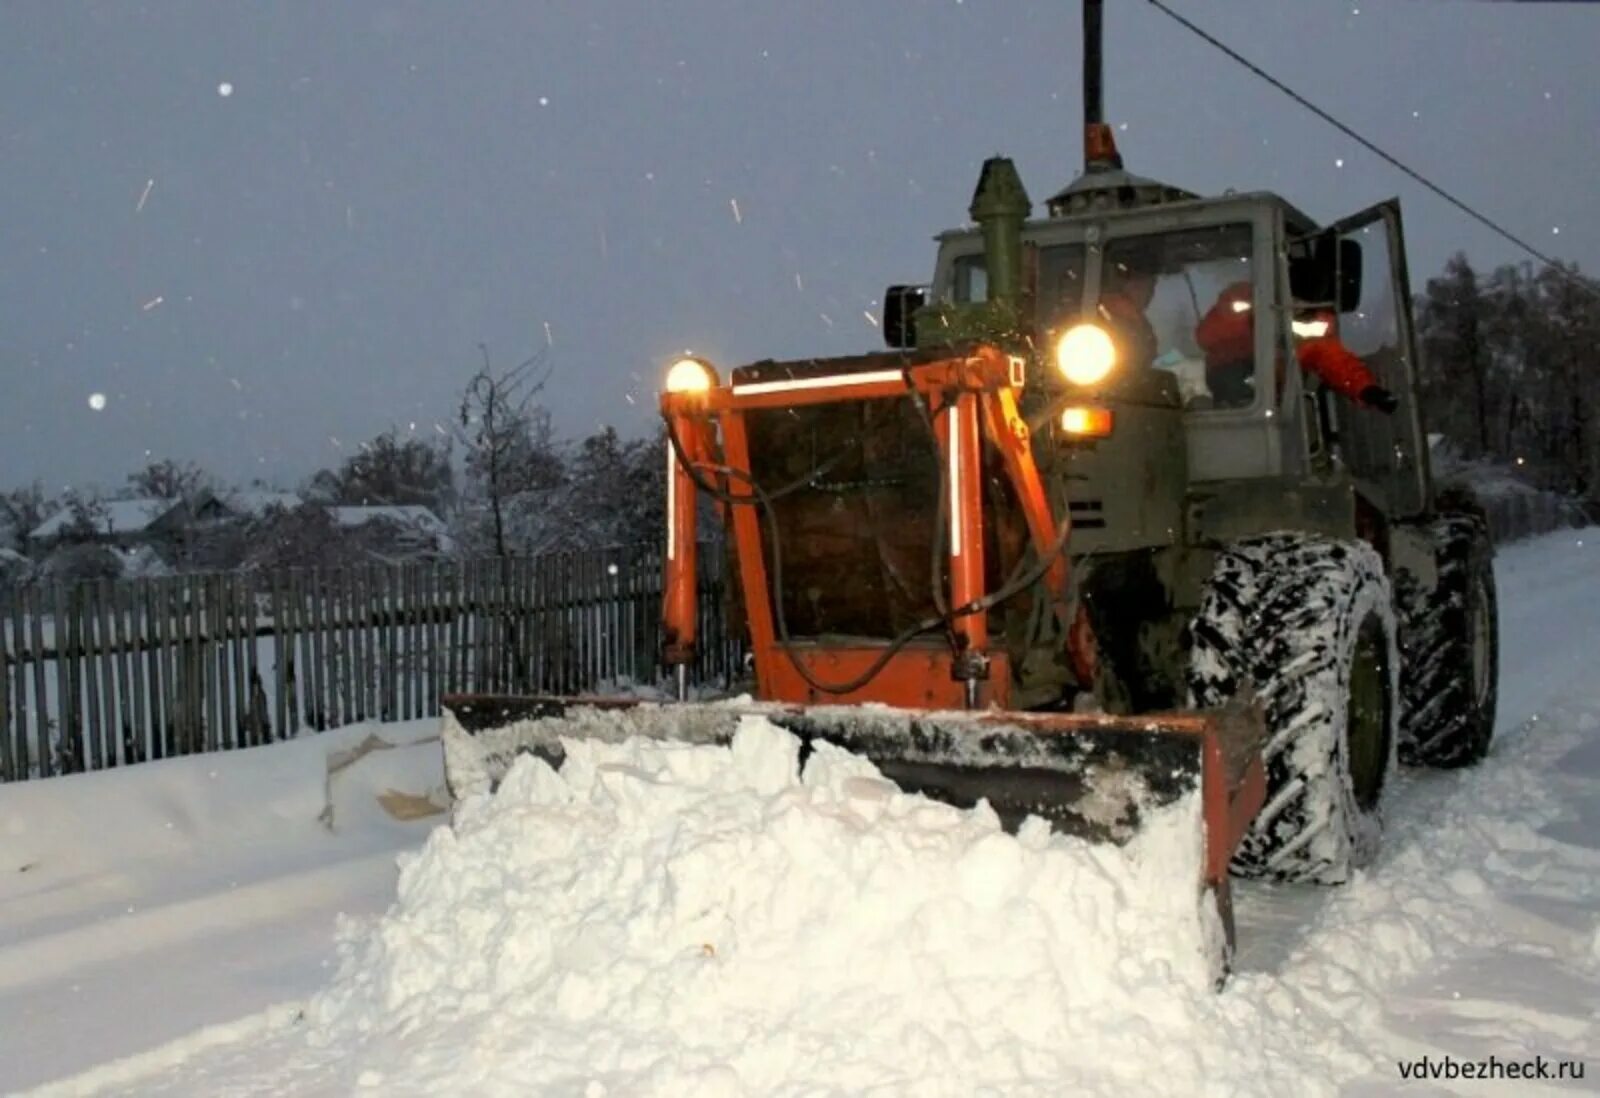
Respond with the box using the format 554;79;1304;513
221;490;303;517
328;505;447;534
29;498;179;540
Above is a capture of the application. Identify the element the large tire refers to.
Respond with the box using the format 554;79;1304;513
1396;512;1498;767
1187;534;1399;884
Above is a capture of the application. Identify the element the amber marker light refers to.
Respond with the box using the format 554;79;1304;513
1059;405;1115;439
665;356;719;394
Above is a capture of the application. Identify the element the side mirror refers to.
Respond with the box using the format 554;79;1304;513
882;285;927;349
1289;237;1363;313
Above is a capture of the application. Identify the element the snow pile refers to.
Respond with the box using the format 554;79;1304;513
301;717;1236;1096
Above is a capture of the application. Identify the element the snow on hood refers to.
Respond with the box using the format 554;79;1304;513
301;717;1249;1096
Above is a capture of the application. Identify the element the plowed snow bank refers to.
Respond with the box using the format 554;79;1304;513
304;717;1224;1096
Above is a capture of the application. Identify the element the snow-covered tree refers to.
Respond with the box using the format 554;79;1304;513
303;429;454;513
539;425;665;551
1416;254;1600;501
0;484;47;553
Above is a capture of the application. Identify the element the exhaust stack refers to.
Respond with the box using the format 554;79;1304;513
1082;0;1123;173
1047;0;1197;217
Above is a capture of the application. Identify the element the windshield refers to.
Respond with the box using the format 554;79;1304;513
1100;224;1257;409
952;225;1259;410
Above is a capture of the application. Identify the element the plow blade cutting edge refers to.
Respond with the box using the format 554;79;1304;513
441;694;1266;982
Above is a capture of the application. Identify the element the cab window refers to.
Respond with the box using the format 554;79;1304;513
1101;224;1257;410
951;254;988;303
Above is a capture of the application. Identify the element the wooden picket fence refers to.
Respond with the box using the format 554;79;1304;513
0;544;741;783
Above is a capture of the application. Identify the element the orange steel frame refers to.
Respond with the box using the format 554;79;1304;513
660;345;1071;711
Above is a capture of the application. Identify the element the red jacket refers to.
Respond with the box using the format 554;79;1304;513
1195;281;1379;403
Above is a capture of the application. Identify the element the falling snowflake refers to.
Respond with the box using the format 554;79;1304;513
218;82;234;97
88;393;107;411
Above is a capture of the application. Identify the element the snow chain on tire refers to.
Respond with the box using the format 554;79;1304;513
1395;512;1498;767
1187;534;1399;884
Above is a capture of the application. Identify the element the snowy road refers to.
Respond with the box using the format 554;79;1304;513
0;723;447;1094
5;529;1599;1095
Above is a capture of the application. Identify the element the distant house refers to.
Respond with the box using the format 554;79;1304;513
188;490;304;524
328;505;451;556
27;494;451;571
27;498;189;551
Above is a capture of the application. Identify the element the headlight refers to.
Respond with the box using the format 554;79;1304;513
665;356;719;394
1054;323;1117;387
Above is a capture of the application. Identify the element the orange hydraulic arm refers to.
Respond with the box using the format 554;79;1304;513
662;406;711;700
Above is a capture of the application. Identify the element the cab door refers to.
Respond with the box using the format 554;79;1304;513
1291;200;1431;519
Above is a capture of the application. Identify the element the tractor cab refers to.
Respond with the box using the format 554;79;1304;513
884;151;1431;549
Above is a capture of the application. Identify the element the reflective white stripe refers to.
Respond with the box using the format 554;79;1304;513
948;420;962;558
1007;354;1027;389
730;369;907;397
665;441;676;560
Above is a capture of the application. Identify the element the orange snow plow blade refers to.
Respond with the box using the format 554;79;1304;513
441;693;1265;979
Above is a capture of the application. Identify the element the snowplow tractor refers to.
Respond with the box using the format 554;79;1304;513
444;0;1498;979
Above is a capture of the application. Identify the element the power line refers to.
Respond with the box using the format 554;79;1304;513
1143;0;1598;299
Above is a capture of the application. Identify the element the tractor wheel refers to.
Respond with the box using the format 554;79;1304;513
1396;512;1498;767
1187;534;1398;884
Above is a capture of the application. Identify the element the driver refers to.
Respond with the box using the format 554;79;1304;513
1095;257;1160;371
1195;280;1399;412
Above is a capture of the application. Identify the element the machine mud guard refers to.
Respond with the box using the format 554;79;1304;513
441;694;1265;980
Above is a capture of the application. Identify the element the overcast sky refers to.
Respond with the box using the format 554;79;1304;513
2;0;1595;492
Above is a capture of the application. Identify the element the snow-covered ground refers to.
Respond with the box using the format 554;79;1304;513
0;722;448;1093
5;529;1599;1096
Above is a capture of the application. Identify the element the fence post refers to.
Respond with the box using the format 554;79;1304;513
8;591;26;779
289;568;306;735
268;571;285;740
107;579;133;765
124;581;146;764
151;578;170;758
0;595;11;782
378;564;394;723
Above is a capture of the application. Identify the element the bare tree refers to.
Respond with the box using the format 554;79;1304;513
126;458;213;501
456;346;564;558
